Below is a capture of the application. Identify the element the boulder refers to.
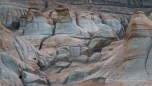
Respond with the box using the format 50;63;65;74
66;69;89;84
0;52;23;86
88;24;119;52
89;53;101;63
21;71;49;86
77;12;99;36
74;55;89;63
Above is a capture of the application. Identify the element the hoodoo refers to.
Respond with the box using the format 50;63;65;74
1;0;152;86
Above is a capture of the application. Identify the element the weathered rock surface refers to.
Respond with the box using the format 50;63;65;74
0;4;28;30
41;34;91;67
0;20;48;86
15;7;54;49
101;14;125;39
41;11;152;86
1;0;152;31
0;0;58;30
57;0;152;8
21;72;49;86
54;5;91;45
0;52;23;86
1;0;152;86
54;5;119;52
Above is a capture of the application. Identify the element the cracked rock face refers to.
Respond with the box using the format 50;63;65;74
0;4;27;30
43;11;152;86
0;0;57;30
1;0;152;86
53;5;119;52
15;7;54;49
0;52;23;86
54;5;90;41
103;11;152;86
0;20;48;86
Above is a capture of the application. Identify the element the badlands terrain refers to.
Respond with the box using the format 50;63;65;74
1;0;152;86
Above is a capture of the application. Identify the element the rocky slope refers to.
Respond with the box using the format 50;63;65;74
0;3;27;30
1;0;152;31
41;10;152;86
0;0;58;30
0;20;48;86
1;0;152;86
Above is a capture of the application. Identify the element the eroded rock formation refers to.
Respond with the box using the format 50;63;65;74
1;0;152;86
15;7;54;49
0;4;27;30
0;20;48;86
57;0;152;8
42;11;152;86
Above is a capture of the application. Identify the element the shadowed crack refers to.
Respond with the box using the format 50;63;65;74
39;35;52;50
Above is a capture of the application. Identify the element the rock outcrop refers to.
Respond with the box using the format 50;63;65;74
54;5;90;45
13;4;121;52
98;11;152;86
101;14;125;39
0;52;23;86
57;0;152;8
53;5;119;51
40;11;152;86
2;0;152;86
41;35;91;69
15;7;54;49
0;0;58;30
0;4;28;30
1;0;152;31
0;20;48;86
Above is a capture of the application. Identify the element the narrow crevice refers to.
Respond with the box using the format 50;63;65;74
140;45;152;86
19;73;22;79
39;35;52;50
75;11;79;26
52;14;57;36
46;78;51;86
144;38;152;83
42;0;49;12
133;0;137;8
140;0;143;8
